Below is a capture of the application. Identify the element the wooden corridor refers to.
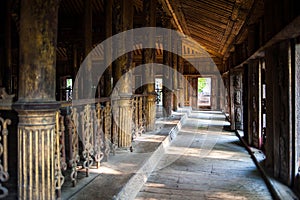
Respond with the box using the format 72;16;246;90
64;109;275;200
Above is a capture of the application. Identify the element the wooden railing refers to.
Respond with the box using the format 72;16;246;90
0;94;148;199
57;98;111;189
55;95;147;197
132;95;147;139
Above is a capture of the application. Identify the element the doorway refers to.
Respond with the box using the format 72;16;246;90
155;78;163;105
198;77;211;107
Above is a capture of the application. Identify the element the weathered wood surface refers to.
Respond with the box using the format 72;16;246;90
136;111;272;200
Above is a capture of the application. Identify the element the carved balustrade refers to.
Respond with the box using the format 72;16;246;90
0;117;11;198
55;111;66;198
0;95;147;198
58;98;111;187
132;95;147;140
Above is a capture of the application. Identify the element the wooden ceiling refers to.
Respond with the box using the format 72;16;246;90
165;0;264;63
56;0;264;65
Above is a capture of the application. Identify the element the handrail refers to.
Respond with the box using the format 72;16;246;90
60;97;111;108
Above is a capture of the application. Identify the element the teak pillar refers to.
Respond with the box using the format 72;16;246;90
84;0;93;98
5;0;13;94
177;43;185;108
265;41;294;185
229;69;243;130
112;0;133;148
172;42;178;111
295;38;300;192
102;0;113;97
210;76;217;110
142;0;157;130
247;60;262;148
14;1;60;199
162;15;173;117
72;45;79;100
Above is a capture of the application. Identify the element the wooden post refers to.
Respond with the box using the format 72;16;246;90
84;0;93;98
172;40;178;111
265;41;294;185
103;0;113;97
73;45;79;100
112;0;134;148
211;76;217;110
294;38;300;192
142;0;157;130
162;15;173;117
229;69;243;130
177;50;185;107
5;0;12;94
247;60;262;148
14;0;60;199
229;69;234;130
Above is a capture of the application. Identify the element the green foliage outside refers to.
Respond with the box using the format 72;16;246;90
198;78;207;93
66;78;72;88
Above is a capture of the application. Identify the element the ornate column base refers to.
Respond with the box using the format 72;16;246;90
14;102;60;200
112;97;133;148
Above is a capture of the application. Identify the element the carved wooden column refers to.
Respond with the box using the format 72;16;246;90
229;70;234;130
242;65;249;142
172;41;178;111
102;0;113;97
229;69;243;130
177;41;184;107
190;77;198;110
5;0;13;94
84;0;93;98
218;74;225;111
14;1;60;199
211;75;217;110
295;38;300;192
162;16;173;117
72;45;79;100
142;0;156;130
222;73;230;114
265;41;294;185
112;0;133;148
247;60;262;148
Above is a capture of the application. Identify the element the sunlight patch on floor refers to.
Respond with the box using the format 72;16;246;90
206;191;250;199
87;166;123;175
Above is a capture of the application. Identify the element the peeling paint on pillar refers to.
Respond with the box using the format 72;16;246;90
19;0;59;102
111;0;134;148
16;0;60;199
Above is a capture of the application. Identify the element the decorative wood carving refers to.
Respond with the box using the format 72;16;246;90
68;108;79;187
103;101;112;159
0;88;15;105
54;112;66;198
0;117;11;198
234;90;241;105
80;104;95;176
95;103;104;168
231;72;243;130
